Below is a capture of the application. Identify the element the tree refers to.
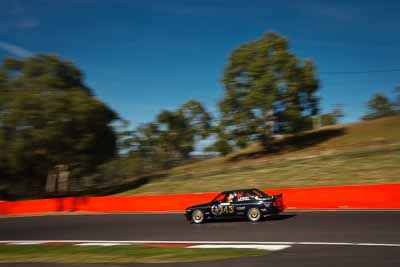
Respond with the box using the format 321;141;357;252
178;99;212;138
395;86;400;110
313;104;344;128
158;100;212;163
130;122;169;169
157;110;194;163
362;93;396;120
129;100;212;168
205;126;233;156
219;32;319;150
0;55;119;196
332;104;344;122
3;55;91;94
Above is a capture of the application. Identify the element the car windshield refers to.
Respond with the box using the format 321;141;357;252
211;193;228;203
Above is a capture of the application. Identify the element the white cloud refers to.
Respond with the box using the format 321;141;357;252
0;41;32;57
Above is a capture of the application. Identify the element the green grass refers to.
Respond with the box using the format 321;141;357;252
0;245;268;264
117;116;400;195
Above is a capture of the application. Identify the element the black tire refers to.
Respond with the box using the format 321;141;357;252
191;209;205;224
247;208;261;222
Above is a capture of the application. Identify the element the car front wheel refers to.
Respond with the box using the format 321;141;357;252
191;209;205;224
247;208;261;222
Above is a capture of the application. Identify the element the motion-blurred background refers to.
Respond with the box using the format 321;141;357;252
0;0;399;200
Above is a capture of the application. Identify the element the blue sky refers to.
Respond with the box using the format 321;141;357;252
1;0;399;125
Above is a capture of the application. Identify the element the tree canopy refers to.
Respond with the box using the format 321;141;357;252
0;55;119;196
129;100;212;168
218;32;319;150
362;93;397;120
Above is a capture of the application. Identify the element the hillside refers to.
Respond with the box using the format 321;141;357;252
117;116;400;195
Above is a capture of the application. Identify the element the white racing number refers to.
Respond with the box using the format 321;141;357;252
211;203;234;216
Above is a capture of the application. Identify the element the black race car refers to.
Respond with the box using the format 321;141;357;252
185;188;285;224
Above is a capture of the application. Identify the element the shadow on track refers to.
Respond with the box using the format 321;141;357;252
268;214;297;220
202;214;297;224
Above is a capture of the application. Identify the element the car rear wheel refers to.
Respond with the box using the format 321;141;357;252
247;208;261;222
191;209;205;224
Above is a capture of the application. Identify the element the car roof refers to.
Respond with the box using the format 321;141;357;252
221;188;258;194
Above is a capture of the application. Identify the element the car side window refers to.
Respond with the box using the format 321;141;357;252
248;190;263;200
237;191;251;201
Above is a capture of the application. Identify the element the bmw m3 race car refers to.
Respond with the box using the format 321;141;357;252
185;188;285;224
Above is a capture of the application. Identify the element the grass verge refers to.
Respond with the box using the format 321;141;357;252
117;116;400;195
119;144;400;195
0;245;269;263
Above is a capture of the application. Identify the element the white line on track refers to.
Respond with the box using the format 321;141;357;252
76;243;130;246
1;240;400;247
190;244;291;251
7;241;49;245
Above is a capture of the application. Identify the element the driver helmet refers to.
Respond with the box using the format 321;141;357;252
228;193;235;203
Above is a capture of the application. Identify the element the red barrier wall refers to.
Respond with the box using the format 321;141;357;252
0;183;399;215
265;183;400;209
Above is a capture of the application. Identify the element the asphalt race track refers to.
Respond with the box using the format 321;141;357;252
1;211;400;266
